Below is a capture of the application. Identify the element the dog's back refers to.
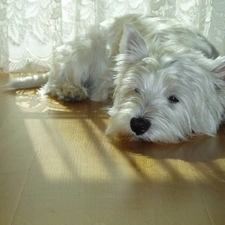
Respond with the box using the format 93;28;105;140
102;14;219;61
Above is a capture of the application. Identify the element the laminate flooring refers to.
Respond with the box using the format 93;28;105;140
1;73;225;225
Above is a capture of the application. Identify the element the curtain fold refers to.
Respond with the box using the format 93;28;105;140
0;0;225;72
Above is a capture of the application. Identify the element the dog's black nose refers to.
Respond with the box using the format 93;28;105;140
130;117;151;135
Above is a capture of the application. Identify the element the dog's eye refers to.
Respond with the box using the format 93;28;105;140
168;95;179;103
135;88;141;93
134;88;141;94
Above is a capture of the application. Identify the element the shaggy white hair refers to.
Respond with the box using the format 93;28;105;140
6;14;225;142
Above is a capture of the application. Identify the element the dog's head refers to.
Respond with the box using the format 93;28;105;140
106;24;225;143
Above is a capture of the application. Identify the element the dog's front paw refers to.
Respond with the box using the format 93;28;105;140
57;82;87;101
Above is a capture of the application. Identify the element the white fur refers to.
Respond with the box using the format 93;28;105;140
6;14;225;143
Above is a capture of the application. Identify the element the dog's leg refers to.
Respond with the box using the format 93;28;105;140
43;27;109;102
54;81;88;102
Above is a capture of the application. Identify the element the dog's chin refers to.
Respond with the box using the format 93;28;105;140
106;123;186;143
105;122;151;142
106;113;189;143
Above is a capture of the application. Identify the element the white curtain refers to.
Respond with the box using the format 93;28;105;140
0;0;225;73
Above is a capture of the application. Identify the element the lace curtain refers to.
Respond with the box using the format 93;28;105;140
0;0;225;72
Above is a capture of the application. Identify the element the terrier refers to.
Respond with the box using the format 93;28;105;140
6;14;225;143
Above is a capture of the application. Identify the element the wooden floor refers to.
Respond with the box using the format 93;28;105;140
1;72;225;225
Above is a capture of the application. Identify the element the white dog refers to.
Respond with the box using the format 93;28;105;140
6;14;225;143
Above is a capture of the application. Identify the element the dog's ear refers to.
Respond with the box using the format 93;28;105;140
212;60;225;76
211;57;225;88
119;24;149;63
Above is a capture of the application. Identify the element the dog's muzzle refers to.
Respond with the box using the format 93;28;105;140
130;117;151;136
